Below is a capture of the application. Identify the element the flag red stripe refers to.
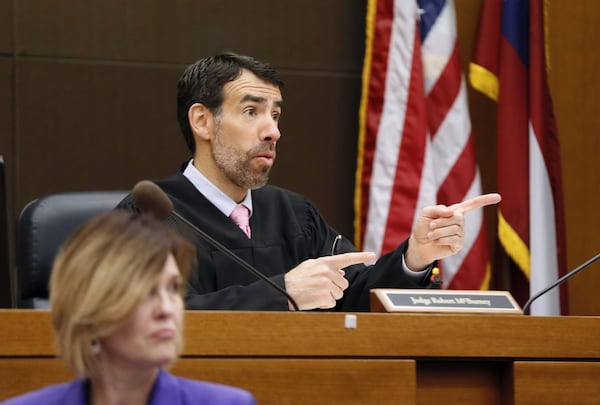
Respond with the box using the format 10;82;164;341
381;26;427;252
436;135;477;205
471;0;502;78
426;43;462;136
497;37;529;246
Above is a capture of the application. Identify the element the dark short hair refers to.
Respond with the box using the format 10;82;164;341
177;52;285;154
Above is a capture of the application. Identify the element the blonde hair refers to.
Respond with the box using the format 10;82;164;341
49;210;195;378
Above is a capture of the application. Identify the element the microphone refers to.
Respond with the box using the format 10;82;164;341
132;180;300;311
522;252;600;314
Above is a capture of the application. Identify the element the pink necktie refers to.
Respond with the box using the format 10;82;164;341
230;204;251;238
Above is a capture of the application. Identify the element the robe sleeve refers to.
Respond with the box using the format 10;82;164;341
301;201;432;312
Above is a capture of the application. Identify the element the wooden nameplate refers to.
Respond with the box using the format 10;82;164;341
371;289;523;314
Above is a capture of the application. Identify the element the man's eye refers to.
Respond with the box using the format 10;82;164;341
272;112;281;121
243;108;256;116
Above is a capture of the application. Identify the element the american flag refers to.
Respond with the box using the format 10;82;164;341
355;0;491;289
470;0;567;314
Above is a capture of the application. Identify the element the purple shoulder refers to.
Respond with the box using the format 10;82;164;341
2;380;84;405
159;371;256;405
178;377;256;405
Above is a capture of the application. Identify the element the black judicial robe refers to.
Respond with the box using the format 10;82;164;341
118;172;430;311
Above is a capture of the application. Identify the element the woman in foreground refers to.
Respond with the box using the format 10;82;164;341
4;210;255;405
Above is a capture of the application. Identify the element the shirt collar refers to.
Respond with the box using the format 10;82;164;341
182;160;253;218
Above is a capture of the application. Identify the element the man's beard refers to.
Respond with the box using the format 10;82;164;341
211;125;274;190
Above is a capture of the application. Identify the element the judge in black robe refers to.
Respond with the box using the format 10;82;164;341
118;53;500;312
118;170;431;312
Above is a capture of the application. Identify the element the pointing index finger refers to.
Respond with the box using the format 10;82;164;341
322;252;376;268
450;193;501;213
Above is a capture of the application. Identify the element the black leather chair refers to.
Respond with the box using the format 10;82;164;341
15;190;128;308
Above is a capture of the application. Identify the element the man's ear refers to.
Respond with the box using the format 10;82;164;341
188;103;213;141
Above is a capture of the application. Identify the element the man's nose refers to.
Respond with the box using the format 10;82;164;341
261;118;281;143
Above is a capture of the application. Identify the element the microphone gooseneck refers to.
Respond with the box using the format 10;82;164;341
522;252;600;315
131;180;300;311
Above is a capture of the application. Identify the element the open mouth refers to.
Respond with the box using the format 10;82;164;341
254;151;275;165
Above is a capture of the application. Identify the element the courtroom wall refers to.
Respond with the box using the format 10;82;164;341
0;0;598;314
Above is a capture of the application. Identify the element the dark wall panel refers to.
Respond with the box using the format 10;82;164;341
15;59;190;209
0;59;13;159
0;59;14;212
0;0;12;53
16;0;366;72
0;57;14;307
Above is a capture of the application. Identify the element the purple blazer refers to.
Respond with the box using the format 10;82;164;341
2;368;256;405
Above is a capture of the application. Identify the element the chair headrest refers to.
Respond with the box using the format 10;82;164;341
16;190;128;308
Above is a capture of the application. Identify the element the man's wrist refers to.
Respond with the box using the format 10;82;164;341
401;253;432;274
404;234;430;271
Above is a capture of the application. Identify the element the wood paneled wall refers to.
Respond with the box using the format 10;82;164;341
0;1;598;314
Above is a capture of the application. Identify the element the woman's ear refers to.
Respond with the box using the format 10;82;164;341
188;103;213;141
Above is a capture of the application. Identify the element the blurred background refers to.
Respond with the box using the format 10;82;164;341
0;0;597;313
